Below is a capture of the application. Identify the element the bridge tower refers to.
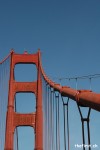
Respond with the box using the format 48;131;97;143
4;51;43;150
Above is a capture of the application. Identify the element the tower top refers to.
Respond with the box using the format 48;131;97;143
24;51;28;54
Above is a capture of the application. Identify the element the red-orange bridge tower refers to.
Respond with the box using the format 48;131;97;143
0;50;100;150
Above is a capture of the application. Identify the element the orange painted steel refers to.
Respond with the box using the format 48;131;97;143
34;50;43;150
4;51;43;150
3;50;100;149
39;51;100;112
13;113;36;127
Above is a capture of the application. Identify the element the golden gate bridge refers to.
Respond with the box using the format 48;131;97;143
0;50;100;150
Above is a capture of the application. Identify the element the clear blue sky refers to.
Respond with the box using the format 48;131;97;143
0;0;100;150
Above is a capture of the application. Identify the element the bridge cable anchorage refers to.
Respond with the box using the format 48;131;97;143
61;96;70;150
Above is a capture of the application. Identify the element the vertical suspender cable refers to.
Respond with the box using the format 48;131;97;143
56;93;60;150
48;85;50;150
87;108;91;150
82;120;85;150
77;104;91;150
0;55;11;150
49;87;52;150
55;92;60;150
76;78;78;90
88;78;91;150
44;82;47;150
45;82;48;150
14;72;19;150
76;76;92;150
63;102;67;150
66;98;70;150
0;62;3;149
15;96;19;150
42;78;46;150
77;104;85;150
52;90;55;150
48;85;51;150
50;89;54;150
49;87;51;150
55;93;58;150
89;78;92;91
57;93;60;150
61;96;70;150
47;85;49;150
